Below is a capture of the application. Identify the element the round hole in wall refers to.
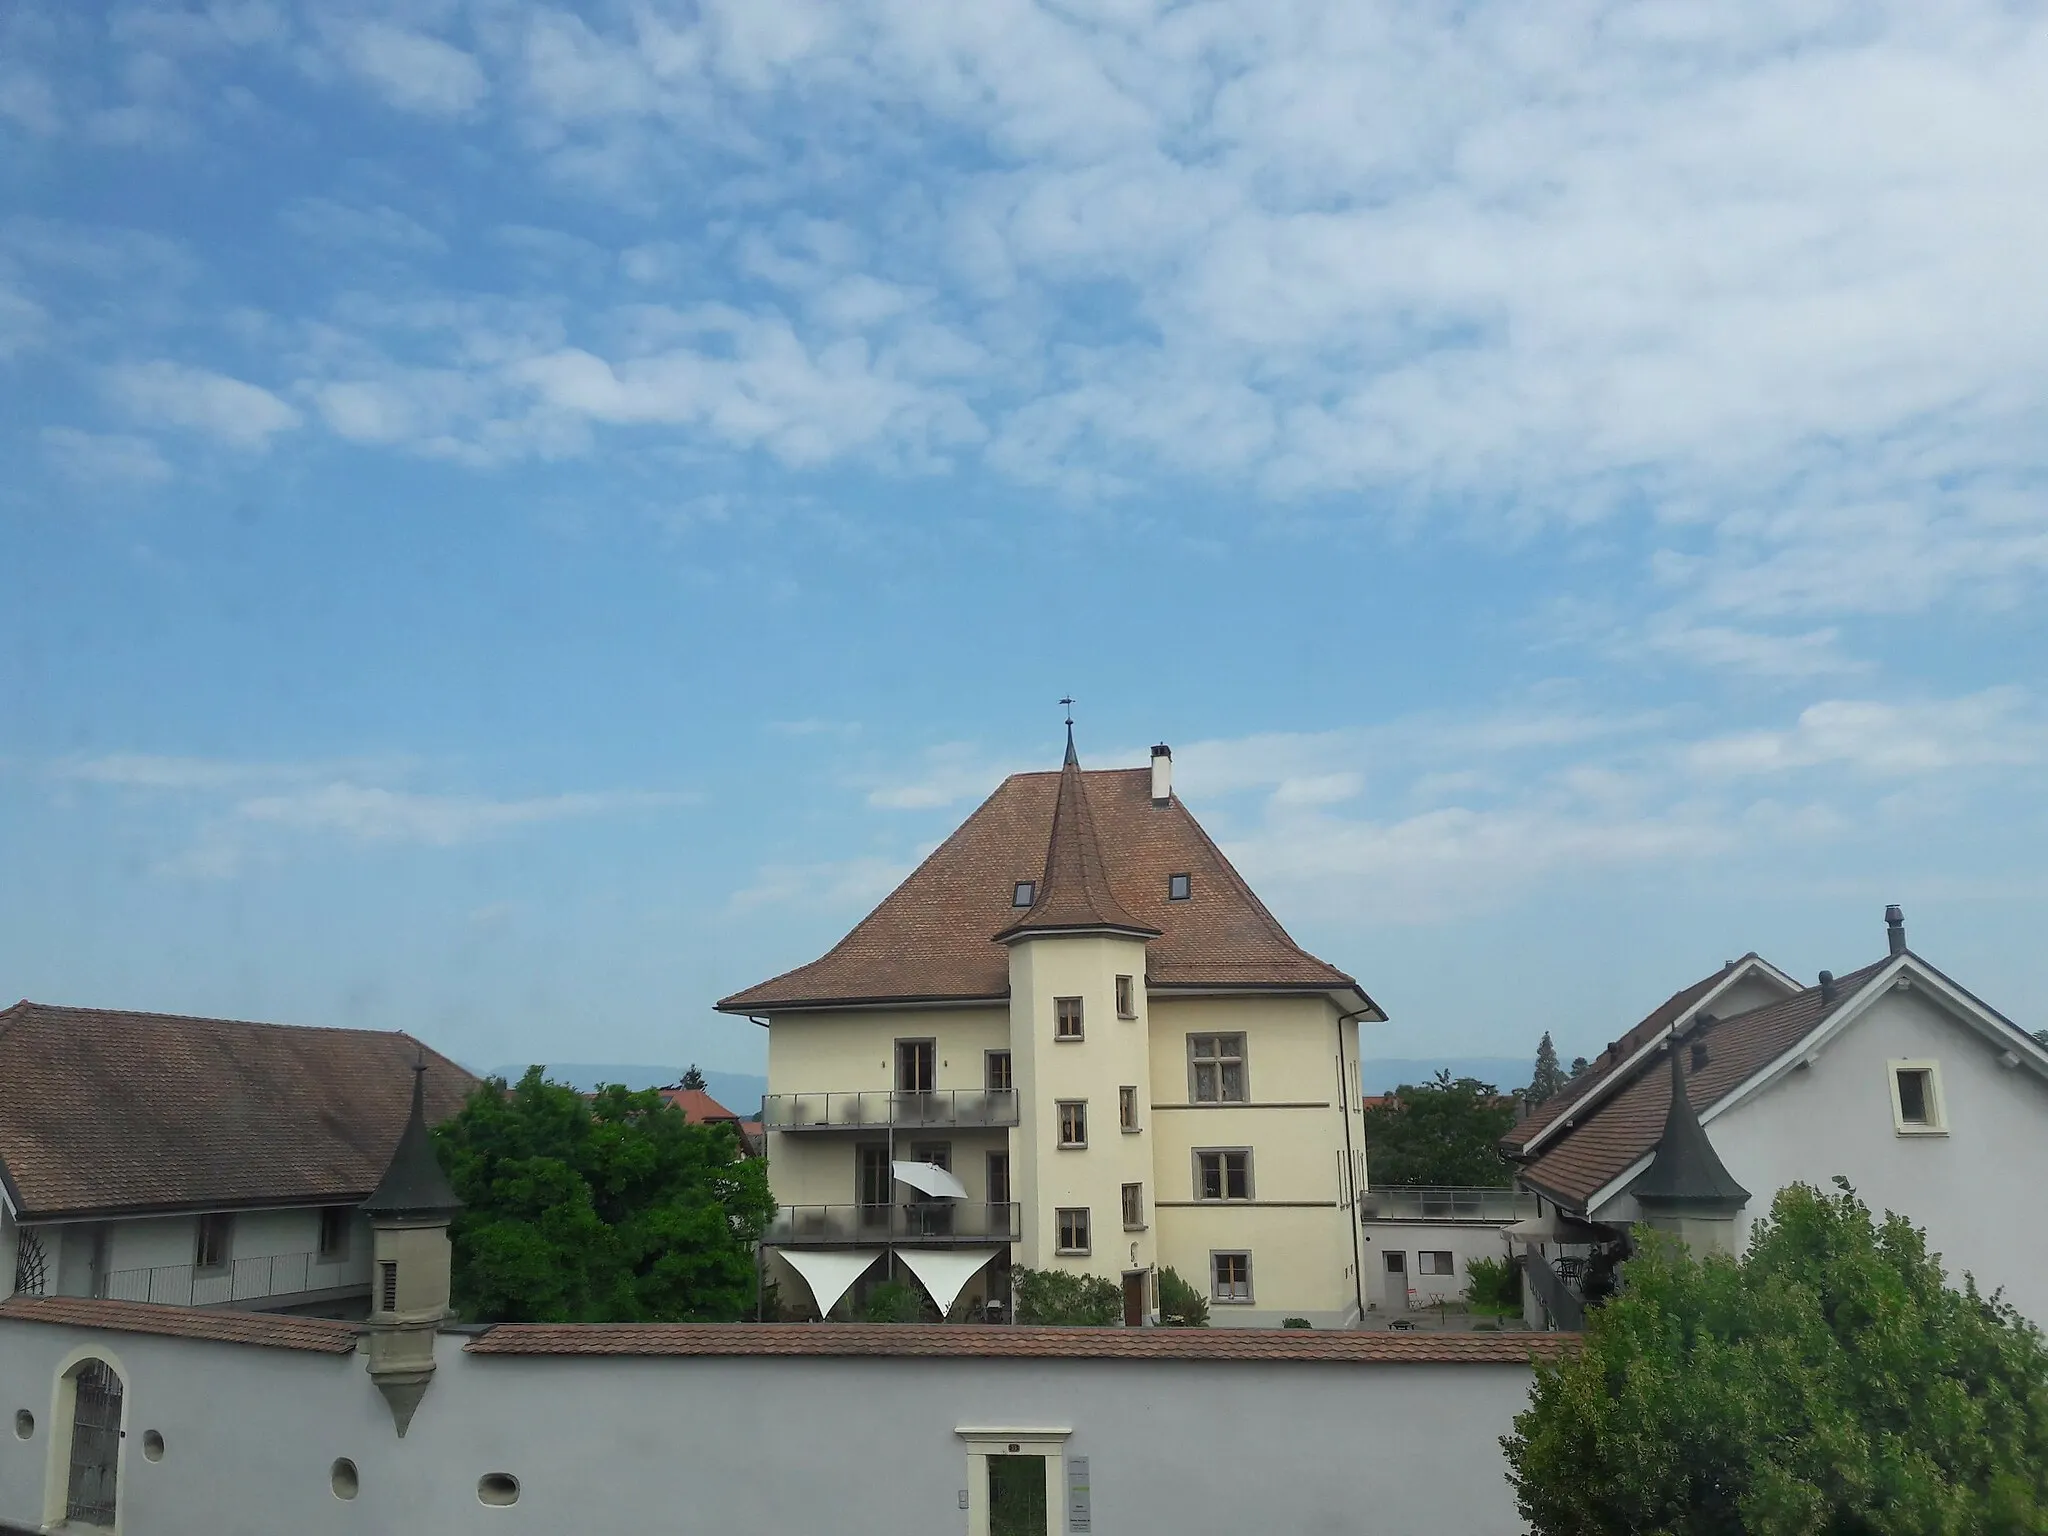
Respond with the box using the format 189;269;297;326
12;1411;32;1440
477;1473;521;1507
142;1430;165;1461
330;1458;360;1500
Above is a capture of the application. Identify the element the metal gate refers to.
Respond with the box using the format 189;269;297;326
65;1359;122;1526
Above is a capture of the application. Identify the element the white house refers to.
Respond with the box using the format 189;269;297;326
0;1001;475;1318
1501;909;2048;1326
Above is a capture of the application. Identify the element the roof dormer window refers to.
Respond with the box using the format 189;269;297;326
1168;873;1192;901
1012;881;1036;908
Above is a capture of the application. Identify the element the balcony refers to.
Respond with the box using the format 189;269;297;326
100;1251;357;1309
1360;1186;1536;1222
766;1202;1022;1247
762;1089;1020;1133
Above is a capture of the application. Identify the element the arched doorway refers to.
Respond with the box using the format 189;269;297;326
63;1359;123;1526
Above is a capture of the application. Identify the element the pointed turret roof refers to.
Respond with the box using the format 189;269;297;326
995;734;1161;944
1629;1039;1749;1210
360;1060;463;1220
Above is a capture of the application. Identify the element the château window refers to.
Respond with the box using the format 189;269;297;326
1121;1183;1146;1230
1057;1100;1088;1148
1211;1251;1252;1303
1195;1149;1252;1200
1054;997;1084;1041
1188;1034;1247;1102
986;1151;1011;1205
1115;975;1136;1018
1418;1251;1455;1276
1013;881;1036;908
1888;1059;1946;1134
194;1213;233;1272
1119;1086;1138;1133
985;1050;1013;1094
1168;873;1192;900
317;1206;351;1262
1056;1207;1091;1254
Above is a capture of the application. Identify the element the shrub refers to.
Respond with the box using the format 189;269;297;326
1012;1267;1121;1326
1158;1266;1210;1327
1282;1317;1313;1329
1464;1254;1522;1314
856;1280;923;1323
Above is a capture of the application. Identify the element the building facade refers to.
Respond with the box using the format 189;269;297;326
1501;910;2048;1327
719;739;1383;1327
0;1002;475;1319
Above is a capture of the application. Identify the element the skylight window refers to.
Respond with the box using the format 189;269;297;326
1168;873;1192;901
1012;881;1036;907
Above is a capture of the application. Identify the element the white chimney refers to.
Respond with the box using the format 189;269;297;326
1150;743;1172;805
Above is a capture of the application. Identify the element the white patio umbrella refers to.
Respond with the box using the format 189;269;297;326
892;1159;970;1200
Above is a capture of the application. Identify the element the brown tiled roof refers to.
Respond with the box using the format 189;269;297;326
1519;958;1891;1209
718;763;1367;1012
0;1295;362;1354
660;1087;740;1123
1501;961;1751;1154
0;1001;478;1220
997;746;1159;941
467;1321;1573;1363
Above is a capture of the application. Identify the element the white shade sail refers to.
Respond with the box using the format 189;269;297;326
779;1249;883;1316
897;1247;1001;1316
892;1159;970;1200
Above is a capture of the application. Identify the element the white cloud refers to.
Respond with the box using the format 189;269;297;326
279;198;446;255
107;360;300;448
232;783;680;845
1685;691;2045;778
40;427;172;485
331;21;486;117
0;66;61;134
864;742;1036;810
729;854;914;913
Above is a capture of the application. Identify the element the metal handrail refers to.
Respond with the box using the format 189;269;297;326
1361;1186;1536;1221
762;1089;1020;1131
765;1201;1022;1246
99;1249;348;1308
1522;1250;1586;1332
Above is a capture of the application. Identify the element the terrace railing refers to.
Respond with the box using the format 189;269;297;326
765;1202;1022;1247
762;1090;1020;1133
99;1251;343;1308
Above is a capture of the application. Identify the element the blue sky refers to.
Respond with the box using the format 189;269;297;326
4;1;2046;1082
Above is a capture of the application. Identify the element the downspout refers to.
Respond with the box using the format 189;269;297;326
1337;1006;1371;1325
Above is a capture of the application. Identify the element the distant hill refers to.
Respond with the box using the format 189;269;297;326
1359;1058;1529;1095
486;1063;768;1117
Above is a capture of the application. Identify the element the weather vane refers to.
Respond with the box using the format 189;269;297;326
1059;695;1075;728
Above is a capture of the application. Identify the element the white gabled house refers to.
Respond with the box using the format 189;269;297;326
1503;908;2048;1326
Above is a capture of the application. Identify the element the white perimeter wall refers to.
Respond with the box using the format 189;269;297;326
0;1321;1539;1536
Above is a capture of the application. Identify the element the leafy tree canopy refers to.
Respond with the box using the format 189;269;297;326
1013;1267;1121;1325
1158;1265;1209;1327
434;1066;774;1323
1526;1031;1569;1107
1505;1180;2048;1536
1361;1071;1515;1187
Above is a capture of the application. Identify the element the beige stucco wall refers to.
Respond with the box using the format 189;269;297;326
760;964;1368;1324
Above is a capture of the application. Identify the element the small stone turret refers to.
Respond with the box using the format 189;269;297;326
358;1057;462;1436
1630;1034;1749;1256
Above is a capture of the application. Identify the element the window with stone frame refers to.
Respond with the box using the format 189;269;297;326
1188;1033;1247;1102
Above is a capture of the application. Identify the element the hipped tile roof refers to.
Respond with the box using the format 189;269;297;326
718;762;1366;1012
467;1321;1573;1363
0;1295;362;1354
1517;959;1891;1209
0;1001;477;1220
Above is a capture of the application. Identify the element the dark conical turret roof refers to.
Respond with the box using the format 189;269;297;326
996;734;1160;943
360;1060;462;1219
1630;1041;1749;1209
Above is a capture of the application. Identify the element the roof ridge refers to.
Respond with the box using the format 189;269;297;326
10;999;452;1045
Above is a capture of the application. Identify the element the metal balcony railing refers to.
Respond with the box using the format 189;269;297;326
1360;1186;1536;1222
762;1089;1020;1132
765;1202;1022;1247
99;1250;349;1308
1521;1251;1586;1332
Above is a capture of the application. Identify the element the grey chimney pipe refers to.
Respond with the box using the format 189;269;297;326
1885;903;1906;956
1818;970;1836;1006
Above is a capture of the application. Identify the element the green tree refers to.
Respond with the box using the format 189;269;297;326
1504;1180;2048;1535
680;1063;707;1090
1525;1032;1568;1107
435;1067;774;1323
1157;1266;1209;1327
2033;1028;2047;1048
1568;1056;1590;1079
1361;1072;1515;1186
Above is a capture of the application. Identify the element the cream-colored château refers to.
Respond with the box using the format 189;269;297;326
718;735;1384;1328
